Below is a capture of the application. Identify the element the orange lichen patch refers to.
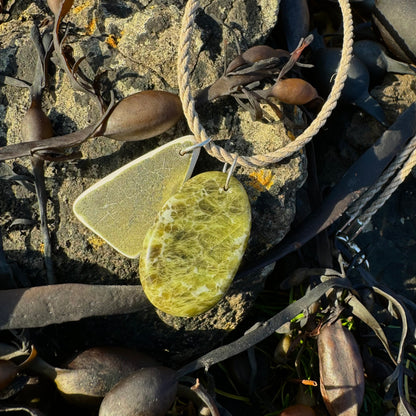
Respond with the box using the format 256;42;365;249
87;236;105;250
85;18;97;36
287;130;296;141
221;321;238;331
248;169;275;192
106;34;120;49
39;242;45;254
73;1;92;14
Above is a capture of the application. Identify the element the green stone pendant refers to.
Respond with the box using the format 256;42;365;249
73;136;199;258
139;171;251;317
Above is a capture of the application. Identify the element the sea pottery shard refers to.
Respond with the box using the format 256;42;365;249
139;171;251;317
73;136;199;258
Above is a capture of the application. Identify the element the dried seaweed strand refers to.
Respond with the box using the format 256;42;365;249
25;25;55;284
176;278;352;378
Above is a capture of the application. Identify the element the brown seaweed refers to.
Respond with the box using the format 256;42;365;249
99;366;178;416
0;284;151;330
0;90;183;162
29;347;159;407
317;320;365;416
21;25;56;284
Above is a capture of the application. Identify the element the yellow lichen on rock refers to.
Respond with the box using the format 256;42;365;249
87;236;105;250
106;34;121;49
85;18;97;35
73;1;92;14
139;171;251;317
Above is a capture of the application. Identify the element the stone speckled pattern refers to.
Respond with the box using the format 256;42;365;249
139;171;251;317
73;136;199;258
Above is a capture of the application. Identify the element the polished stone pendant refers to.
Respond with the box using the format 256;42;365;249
73;136;199;258
139;171;251;317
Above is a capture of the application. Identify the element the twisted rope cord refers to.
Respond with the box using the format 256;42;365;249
347;134;416;220
355;135;416;230
178;0;354;168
